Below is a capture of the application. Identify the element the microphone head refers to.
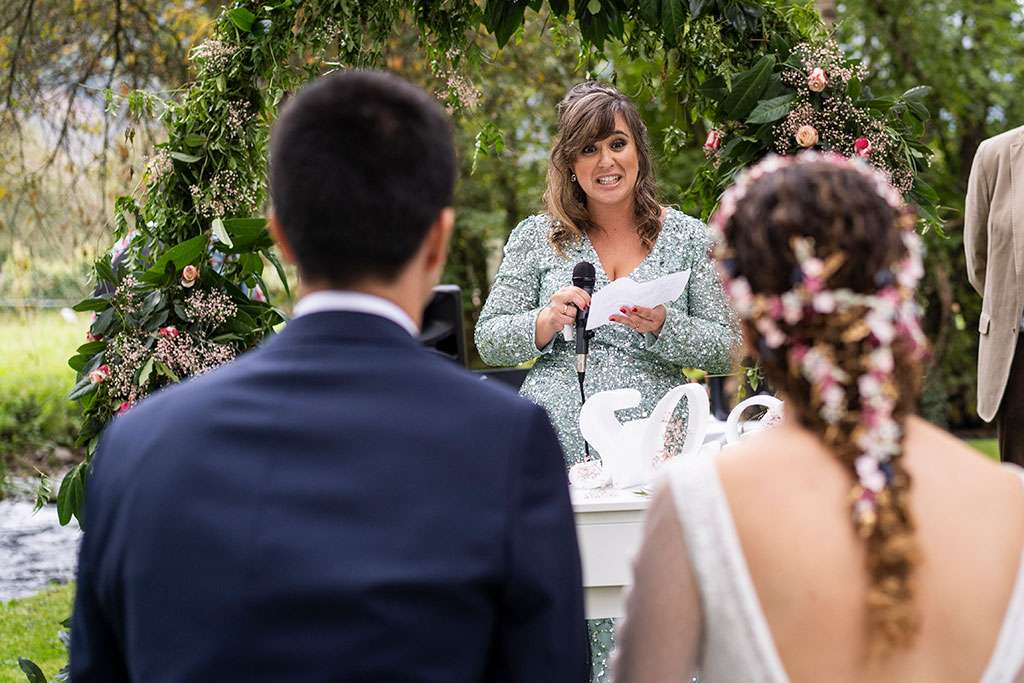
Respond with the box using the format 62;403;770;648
572;261;596;293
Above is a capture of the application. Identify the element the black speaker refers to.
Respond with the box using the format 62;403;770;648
419;284;466;367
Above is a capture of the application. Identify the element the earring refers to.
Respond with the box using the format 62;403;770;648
571;173;577;183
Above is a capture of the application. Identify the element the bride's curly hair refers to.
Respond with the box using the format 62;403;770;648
544;82;661;256
719;158;928;661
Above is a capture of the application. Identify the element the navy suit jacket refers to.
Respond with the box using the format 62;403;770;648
71;311;589;682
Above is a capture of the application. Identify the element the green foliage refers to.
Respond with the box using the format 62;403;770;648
0;584;74;683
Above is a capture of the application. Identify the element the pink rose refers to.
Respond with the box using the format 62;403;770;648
180;265;200;288
86;331;103;342
703;129;722;152
88;364;111;385
807;67;828;92
159;326;179;338
795;125;819;148
854;137;872;157
117;402;131;414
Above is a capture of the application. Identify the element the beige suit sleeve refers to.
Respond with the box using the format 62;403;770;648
965;141;992;296
612;483;701;682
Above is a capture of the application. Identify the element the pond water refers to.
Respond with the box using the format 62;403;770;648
0;499;81;602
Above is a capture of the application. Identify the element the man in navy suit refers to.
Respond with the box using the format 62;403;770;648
71;71;589;682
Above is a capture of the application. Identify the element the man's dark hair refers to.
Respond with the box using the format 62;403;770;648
270;70;456;287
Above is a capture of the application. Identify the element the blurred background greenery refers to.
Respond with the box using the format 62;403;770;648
2;0;1020;489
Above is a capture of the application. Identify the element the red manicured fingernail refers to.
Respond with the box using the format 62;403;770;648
609;316;615;321
620;307;628;313
632;307;637;312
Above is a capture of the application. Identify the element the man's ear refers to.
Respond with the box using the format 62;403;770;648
268;211;296;265
423;207;455;274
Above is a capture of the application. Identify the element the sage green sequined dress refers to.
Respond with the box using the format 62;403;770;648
475;209;739;683
476;208;740;466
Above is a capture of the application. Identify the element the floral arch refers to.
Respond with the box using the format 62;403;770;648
59;0;934;525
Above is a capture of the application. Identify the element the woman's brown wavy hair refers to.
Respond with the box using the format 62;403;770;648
544;82;661;256
724;161;925;662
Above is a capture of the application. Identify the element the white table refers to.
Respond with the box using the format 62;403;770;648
571;487;651;619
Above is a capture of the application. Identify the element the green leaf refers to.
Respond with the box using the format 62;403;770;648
266;251;291;298
905;100;930;121
57;463;86;527
722;55;776;121
228;7;256;31
699;74;729;102
770;31;791;60
901;85;932;101
17;658;47;683
67;375;98;401
860;96;897;112
73;297;113;312
68;354;88;372
138;356;155;386
662;0;686;38
184;133;207;147
76;340;107;355
211;217;233;248
139;234;207;284
483;0;527;49
90;307;119;336
548;0;569;14
746;94;796;124
154;359;180;383
846;77;862;101
639;0;660;25
689;0;713;17
168;151;201;163
95;254;116;285
239;253;264;277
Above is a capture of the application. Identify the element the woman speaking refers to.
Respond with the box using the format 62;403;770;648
475;82;740;681
476;82;739;467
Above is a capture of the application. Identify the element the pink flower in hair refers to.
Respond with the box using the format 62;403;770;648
854;137;872;157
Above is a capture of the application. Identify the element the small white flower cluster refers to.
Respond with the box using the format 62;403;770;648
143;150;174;186
224;100;256;137
184;288;237;327
189;169;258;218
156;333;235;379
191;40;239;73
434;48;480;113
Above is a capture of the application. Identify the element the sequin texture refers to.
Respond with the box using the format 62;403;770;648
476;209;741;466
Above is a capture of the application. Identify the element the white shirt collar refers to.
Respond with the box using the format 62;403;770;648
291;290;419;337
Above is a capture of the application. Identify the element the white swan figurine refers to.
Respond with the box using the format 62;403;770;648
570;383;711;490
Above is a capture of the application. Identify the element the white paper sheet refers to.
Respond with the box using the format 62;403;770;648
586;269;691;331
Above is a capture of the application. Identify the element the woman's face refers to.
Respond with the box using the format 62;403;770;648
571;113;639;212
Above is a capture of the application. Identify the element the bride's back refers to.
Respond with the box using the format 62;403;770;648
719;416;1024;682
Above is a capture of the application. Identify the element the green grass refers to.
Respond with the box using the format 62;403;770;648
0;309;88;487
0;583;74;683
966;438;999;461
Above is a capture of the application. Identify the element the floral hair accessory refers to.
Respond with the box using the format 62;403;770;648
712;152;926;536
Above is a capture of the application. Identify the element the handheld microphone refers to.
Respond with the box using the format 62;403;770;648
572;261;596;376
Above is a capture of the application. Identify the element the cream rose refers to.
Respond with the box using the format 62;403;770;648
795;125;819;148
180;264;200;288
